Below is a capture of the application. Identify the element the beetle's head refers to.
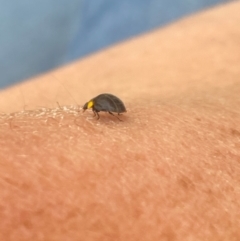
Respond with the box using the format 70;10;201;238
82;100;94;112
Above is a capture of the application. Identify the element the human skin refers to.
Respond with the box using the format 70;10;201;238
0;1;240;240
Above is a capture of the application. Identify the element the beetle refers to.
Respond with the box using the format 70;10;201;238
83;93;127;120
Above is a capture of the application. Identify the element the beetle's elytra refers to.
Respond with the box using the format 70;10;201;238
83;93;127;121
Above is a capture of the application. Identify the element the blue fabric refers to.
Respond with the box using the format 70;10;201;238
0;0;230;88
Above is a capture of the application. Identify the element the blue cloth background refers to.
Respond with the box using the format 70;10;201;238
0;0;230;88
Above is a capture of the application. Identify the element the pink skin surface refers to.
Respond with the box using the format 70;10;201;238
0;2;240;240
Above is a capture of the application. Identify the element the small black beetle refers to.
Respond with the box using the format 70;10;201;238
83;93;127;120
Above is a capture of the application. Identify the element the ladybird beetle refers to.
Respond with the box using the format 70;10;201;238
83;93;127;120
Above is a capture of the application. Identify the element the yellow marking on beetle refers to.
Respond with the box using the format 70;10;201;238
87;100;94;109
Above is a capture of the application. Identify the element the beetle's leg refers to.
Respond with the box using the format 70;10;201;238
92;107;100;120
96;112;100;120
108;112;122;121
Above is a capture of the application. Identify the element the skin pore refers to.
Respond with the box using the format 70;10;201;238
0;1;240;240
